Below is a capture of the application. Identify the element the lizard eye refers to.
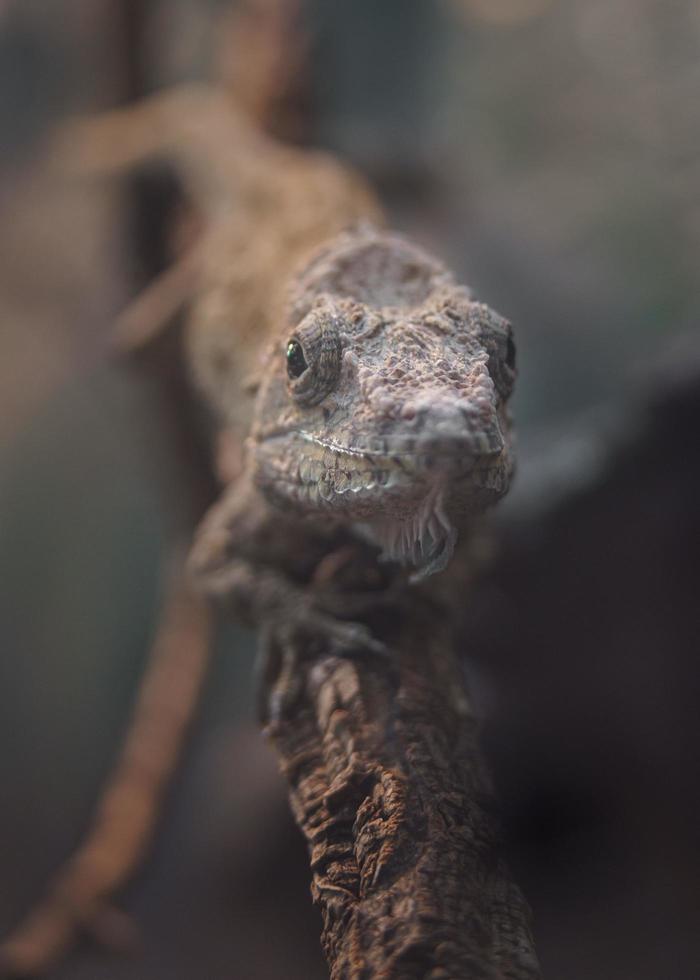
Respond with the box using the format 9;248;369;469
489;324;517;400
491;324;517;400
506;333;516;372
285;309;342;406
286;339;308;379
471;304;517;401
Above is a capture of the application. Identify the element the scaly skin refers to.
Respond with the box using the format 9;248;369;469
187;173;516;640
250;226;515;575
65;84;516;644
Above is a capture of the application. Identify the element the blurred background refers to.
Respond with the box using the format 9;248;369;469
1;1;698;977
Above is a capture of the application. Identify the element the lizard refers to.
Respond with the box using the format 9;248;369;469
183;97;516;661
62;82;517;667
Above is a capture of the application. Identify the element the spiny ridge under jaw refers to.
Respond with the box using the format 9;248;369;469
360;484;459;580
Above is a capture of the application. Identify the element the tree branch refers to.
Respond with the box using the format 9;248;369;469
0;567;212;978
263;586;541;980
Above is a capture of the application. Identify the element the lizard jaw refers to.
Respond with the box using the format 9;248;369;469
255;421;509;503
253;426;511;578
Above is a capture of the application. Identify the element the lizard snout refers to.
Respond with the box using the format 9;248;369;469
399;399;505;462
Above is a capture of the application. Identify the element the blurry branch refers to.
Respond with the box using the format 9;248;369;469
446;0;553;28
216;0;310;142
0;568;212;978
263;580;540;980
111;246;201;354
0;3;318;976
50;0;310;359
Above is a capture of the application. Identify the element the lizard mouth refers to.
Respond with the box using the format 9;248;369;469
254;426;504;502
253;427;511;577
297;428;503;459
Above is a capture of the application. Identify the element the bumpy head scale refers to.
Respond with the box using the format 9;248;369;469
251;227;516;578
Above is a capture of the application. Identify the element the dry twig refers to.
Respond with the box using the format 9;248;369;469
0;568;212;977
263;576;540;980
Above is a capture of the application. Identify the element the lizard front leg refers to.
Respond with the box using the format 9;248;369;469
188;473;387;719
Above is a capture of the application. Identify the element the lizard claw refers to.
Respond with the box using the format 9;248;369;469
288;608;388;660
259;610;388;729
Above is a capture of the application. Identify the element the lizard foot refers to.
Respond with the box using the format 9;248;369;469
257;607;388;728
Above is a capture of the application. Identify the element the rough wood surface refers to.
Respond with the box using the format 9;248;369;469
263;580;540;980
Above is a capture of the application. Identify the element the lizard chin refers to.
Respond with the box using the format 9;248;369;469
355;481;458;581
254;430;512;580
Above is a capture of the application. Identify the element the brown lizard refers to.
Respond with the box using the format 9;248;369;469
186;105;516;659
66;82;516;652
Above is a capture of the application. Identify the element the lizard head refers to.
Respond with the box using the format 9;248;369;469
251;228;516;579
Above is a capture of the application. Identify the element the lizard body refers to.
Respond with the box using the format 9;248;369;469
68;84;516;650
182;103;515;650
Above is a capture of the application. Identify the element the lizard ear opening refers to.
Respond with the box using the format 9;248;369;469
285;311;342;406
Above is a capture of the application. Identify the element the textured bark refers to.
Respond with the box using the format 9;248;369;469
264;589;540;980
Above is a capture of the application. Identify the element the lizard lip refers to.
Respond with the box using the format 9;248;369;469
296;427;505;461
254;428;509;504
